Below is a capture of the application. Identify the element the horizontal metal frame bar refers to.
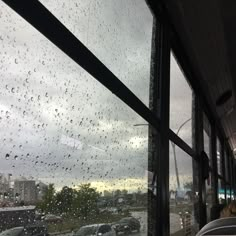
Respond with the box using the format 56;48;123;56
169;130;196;159
2;0;197;159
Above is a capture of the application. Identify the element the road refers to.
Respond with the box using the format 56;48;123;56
130;211;182;235
58;211;185;236
59;211;147;236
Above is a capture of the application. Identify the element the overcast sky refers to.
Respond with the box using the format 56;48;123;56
0;0;193;192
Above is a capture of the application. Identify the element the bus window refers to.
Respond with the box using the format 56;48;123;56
203;113;211;165
0;1;149;233
218;179;226;204
170;54;192;148
216;137;222;175
169;143;199;236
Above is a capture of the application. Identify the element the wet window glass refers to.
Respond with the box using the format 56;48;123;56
39;0;153;107
0;2;148;235
169;143;199;236
170;54;193;147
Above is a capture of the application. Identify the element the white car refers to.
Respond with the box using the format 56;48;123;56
74;224;116;236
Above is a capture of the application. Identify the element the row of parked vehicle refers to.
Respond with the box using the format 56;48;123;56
74;217;141;235
0;217;141;236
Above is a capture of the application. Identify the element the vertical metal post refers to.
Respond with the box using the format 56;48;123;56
211;125;218;205
148;18;159;236
192;96;206;228
157;20;170;236
148;16;170;236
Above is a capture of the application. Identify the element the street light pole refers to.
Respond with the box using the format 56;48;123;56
171;118;192;189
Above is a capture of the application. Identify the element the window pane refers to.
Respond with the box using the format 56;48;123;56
226;185;231;203
218;179;225;204
203;113;211;165
225;150;230;182
0;2;148;234
39;0;153;107
170;143;199;235
217;137;222;175
233;163;236;199
230;158;234;189
205;175;214;223
170;54;193;147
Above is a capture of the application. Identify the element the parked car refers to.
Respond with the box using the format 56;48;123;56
73;224;116;236
43;214;62;223
113;217;140;234
0;225;48;236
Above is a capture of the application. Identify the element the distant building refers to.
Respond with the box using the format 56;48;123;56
14;180;37;204
0;174;11;193
0;174;12;202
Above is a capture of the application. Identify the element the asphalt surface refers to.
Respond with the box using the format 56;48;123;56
59;211;147;236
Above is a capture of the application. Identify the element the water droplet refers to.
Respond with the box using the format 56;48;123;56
5;153;10;160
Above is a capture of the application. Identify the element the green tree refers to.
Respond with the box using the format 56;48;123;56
55;186;75;214
114;189;121;196
37;184;56;213
74;184;100;220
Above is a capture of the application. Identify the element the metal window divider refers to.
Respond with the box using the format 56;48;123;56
192;95;207;228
